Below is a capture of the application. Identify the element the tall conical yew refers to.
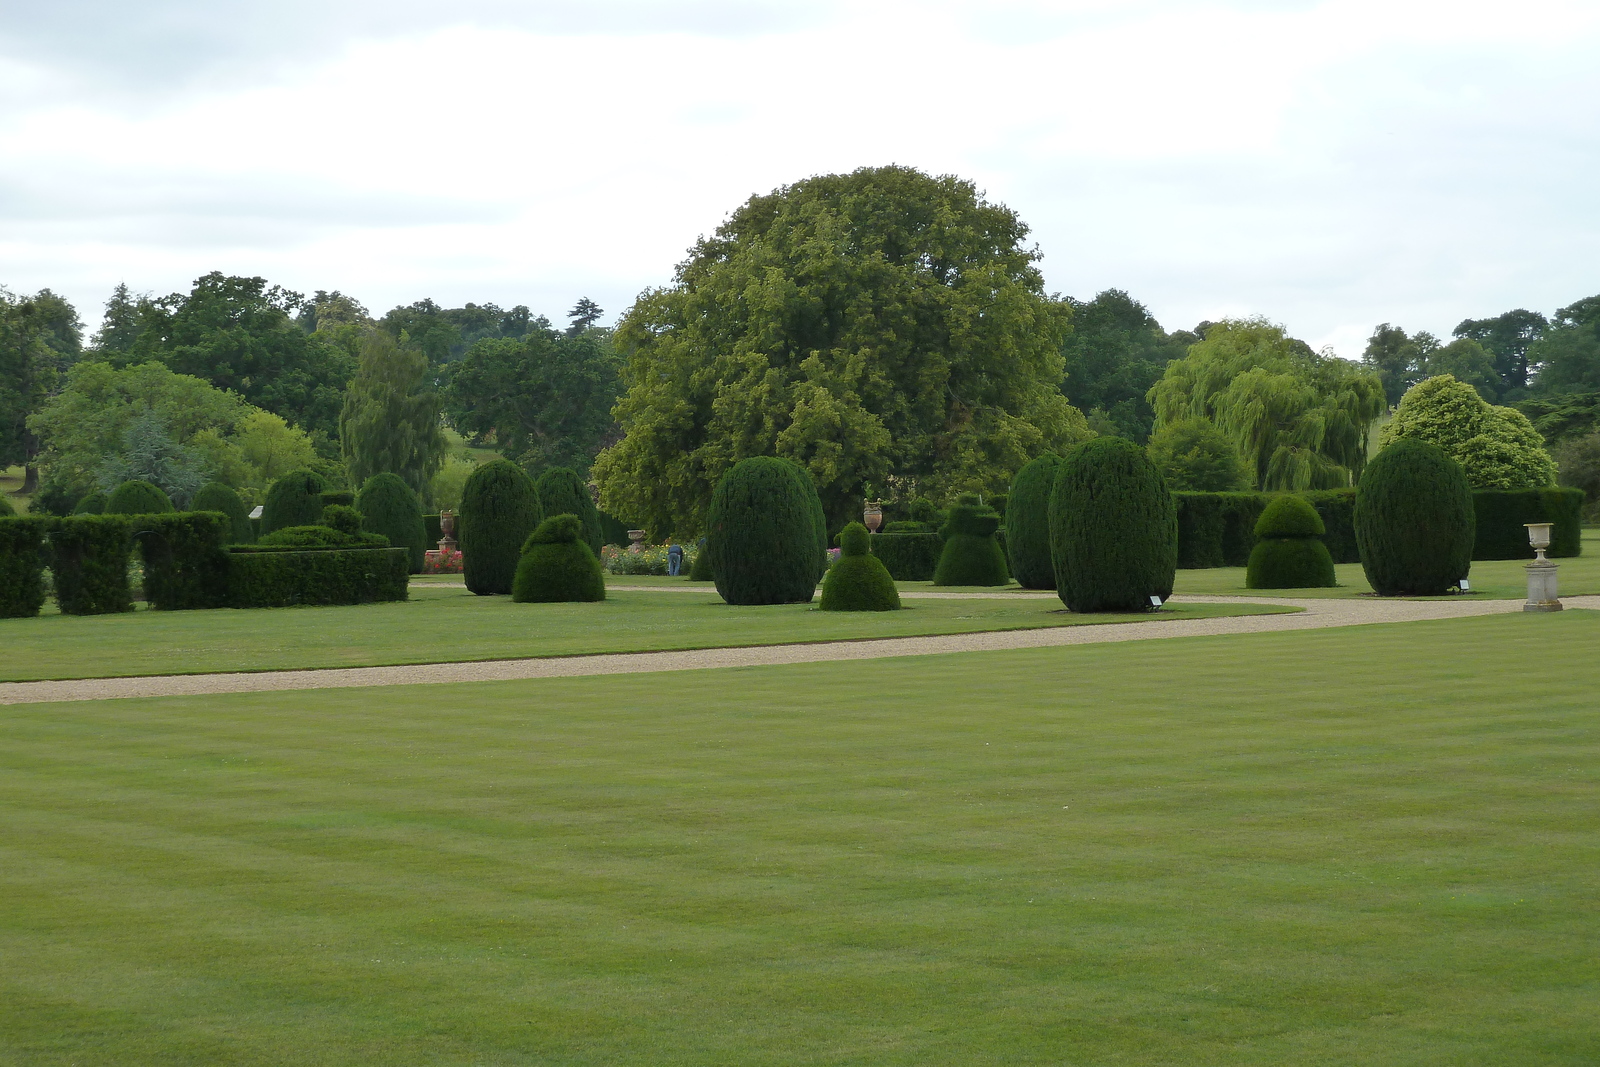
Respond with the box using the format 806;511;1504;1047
262;469;329;534
191;482;254;544
1048;438;1176;612
459;460;542;595
707;457;818;605
1355;438;1474;595
357;472;428;572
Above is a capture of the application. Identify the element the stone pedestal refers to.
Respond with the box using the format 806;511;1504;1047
1524;560;1563;612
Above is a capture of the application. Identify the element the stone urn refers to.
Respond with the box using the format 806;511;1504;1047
863;501;884;533
1523;522;1562;612
438;509;458;551
628;529;647;554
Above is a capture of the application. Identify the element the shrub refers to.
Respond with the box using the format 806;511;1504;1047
868;532;942;580
1146;418;1250;491
258;524;389;550
820;522;900;611
688;537;713;581
1174;490;1360;568
262;469;331;534
226;547;409;608
786;462;830;583
0;495;13;517
1245;496;1335;588
72;492;107;515
533;468;602;556
356;473;428;572
512;514;606;603
707;457;818;605
1049;437;1177;612
105;479;174;515
321;490;356;509
1471;488;1584;560
1384;375;1558;488
191;482;254;544
0;517;49;618
933;495;1010;586
49;515;134;615
135;512;232;610
1553;432;1600;522
1006;454;1062;589
1301;490;1359;564
460;460;542;595
1355;438;1474;595
321;504;364;538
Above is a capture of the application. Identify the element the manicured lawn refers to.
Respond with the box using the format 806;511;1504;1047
0;587;1289;682
2;611;1596;1064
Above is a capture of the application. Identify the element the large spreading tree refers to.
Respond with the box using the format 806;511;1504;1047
591;165;1090;535
339;332;447;494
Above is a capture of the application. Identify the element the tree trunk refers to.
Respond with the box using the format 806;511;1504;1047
22;464;38;493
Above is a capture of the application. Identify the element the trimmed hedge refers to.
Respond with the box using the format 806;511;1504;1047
425;512;443;547
869;532;942;580
460;460;543;595
707;457;818;605
262;469;330;534
1006;454;1062;589
226;547;410;608
1049;438;1177;612
106;479;174;515
357;473;428;572
933;496;1010;586
50;514;134;615
1245;496;1335;589
321;490;356;509
820;522;901;611
72;492;107;515
257;524;388;549
1175;490;1360;568
1356;439;1475;596
0;517;49;618
0;495;13;517
786;462;830;583
1471;488;1584;560
599;510;631;547
192;482;254;544
131;512;233;610
533;468;603;556
512;514;606;603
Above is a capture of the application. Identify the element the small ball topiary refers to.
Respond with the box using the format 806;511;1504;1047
512;514;606;603
460;459;543;595
321;504;364;538
933;494;1010;586
707;457;818;605
1005;454;1062;589
191;482;253;544
105;479;175;515
819;522;901;611
72;491;108;515
1246;495;1336;588
533;467;603;556
1356;438;1475;595
262;469;330;534
1048;437;1177;612
356;472;427;573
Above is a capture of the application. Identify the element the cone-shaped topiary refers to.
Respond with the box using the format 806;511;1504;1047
1356;438;1474;595
1005;454;1061;589
72;492;107;515
512;514;606;603
262;469;330;534
819;522;901;611
1246;495;1336;588
356;472;427;572
533;467;602;556
1048;437;1177;612
191;482;253;544
105;479;174;515
707;457;818;605
687;536;713;581
933;494;1010;586
460;459;543;595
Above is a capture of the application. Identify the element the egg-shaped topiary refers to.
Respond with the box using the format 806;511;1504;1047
1048;437;1177;612
819;522;901;611
191;482;254;544
1005;454;1061;589
262;469;330;534
1246;495;1335;588
512;514;606;603
105;479;175;516
356;472;427;572
1356;438;1475;595
707;457;818;605
533;467;603;556
932;495;1010;586
460;460;543;595
72;491;108;515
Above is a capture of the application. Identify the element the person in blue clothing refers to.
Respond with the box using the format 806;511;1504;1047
667;542;684;576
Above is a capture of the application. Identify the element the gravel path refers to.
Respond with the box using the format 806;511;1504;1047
5;594;1592;706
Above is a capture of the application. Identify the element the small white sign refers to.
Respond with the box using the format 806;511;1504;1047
249;505;264;519
1149;595;1163;608
1459;579;1470;591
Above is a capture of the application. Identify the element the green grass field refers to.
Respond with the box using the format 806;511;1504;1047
2;610;1596;1064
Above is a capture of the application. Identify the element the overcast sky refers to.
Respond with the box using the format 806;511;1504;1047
2;0;1597;357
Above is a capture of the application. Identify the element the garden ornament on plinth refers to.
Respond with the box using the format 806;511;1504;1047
1523;523;1562;612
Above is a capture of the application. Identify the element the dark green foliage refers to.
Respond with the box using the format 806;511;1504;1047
191;482;253;544
1246;497;1335;588
321;491;356;509
356;473;427;572
226;548;409;608
257;525;388;550
933;497;1010;586
0;517;48;617
1173;490;1359;568
533;467;602;555
1302;490;1360;564
1471;488;1584;560
820;522;900;611
1006;454;1062;589
0;495;12;517
321;505;363;538
72;491;107;515
135;512;232;610
1356;439;1475;595
105;479;174;515
598;510;630;547
512;514;606;603
424;513;443;547
688;537;713;581
49;515;134;615
707;457;818;606
262;469;330;534
786;462;830;583
460;459;543;595
1049;437;1177;612
1254;496;1325;539
907;497;945;528
868;532;942;580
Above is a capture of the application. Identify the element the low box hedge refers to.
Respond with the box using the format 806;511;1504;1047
1472;488;1584;560
50;514;134;615
869;531;943;581
0;517;50;618
226;546;410;608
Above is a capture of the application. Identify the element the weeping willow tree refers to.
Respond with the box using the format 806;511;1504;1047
1147;319;1386;490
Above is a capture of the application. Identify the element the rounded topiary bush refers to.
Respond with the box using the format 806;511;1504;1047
1356;438;1475;595
72;491;108;515
819;522;901;611
191;482;253;544
533;467;602;556
1049;437;1177;612
0;495;14;517
785;461;830;583
1006;454;1061;589
933;495;1010;586
105;479;174;515
262;469;330;534
512;514;606;603
707;457;818;605
320;504;364;538
687;537;713;581
460;459;543;595
1246;495;1335;588
357;472;427;572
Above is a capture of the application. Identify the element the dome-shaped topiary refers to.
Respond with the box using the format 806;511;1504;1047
1356;438;1474;595
1005;454;1061;589
933;495;1010;586
819;521;901;611
262;469;330;534
356;472;427;572
72;491;107;515
707;457;819;605
1246;495;1335;588
320;504;364;538
191;482;253;544
687;536;713;581
533;467;603;556
1048;437;1177;612
459;459;543;595
512;514;606;603
105;479;174;515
